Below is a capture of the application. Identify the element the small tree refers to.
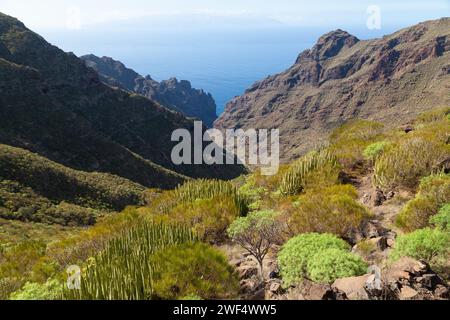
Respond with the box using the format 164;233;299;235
227;210;282;280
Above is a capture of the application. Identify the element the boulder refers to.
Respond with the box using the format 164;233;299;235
237;265;259;280
332;275;370;300
384;257;448;300
368;237;389;251
265;279;284;300
385;257;429;283
434;285;449;299
399;286;419;300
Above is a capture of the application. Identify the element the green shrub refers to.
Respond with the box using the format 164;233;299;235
47;207;144;268
415;107;450;124
363;141;390;161
397;196;438;232
0;241;46;280
63;222;197;300
279;150;339;195
150;243;239;300
150;196;240;244
150;179;248;217
307;249;368;283
430;204;450;230
286;185;369;238
397;174;450;231
0;144;145;212
329;120;385;168
278;233;350;287
374;137;449;190
390;228;450;270
10;279;63;300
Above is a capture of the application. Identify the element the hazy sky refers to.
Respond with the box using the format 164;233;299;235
1;0;448;31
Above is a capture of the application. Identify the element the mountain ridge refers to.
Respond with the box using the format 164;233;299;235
0;12;245;187
215;18;450;162
81;54;218;127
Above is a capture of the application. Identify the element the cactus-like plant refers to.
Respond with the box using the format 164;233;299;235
63;222;197;300
279;150;338;195
155;179;249;216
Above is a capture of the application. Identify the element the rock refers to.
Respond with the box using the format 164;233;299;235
361;220;389;239
417;274;442;290
266;280;284;295
434;285;449;299
269;270;280;279
215;20;450;164
237;266;259;280
401;125;414;134
399;286;419;300
332;275;370;300
383;257;449;300
373;188;387;207
307;284;341;300
387;239;395;248
229;258;245;267
386;191;396;200
385;257;429;283
370;237;389;251
284;287;306;300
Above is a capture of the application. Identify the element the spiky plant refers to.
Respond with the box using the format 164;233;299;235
63;222;197;300
279;150;338;195
156;179;249;216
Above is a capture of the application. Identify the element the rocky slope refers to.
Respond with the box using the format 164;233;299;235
215;18;450;162
81;54;218;127
0;12;244;187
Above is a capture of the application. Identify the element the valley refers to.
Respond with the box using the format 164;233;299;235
0;11;449;301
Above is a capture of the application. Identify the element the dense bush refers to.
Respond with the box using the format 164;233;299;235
415;107;450;125
150;243;239;300
0;144;146;212
278;233;350;287
279;150;339;195
286;185;369;238
396;174;450;231
150;179;248;217
390;228;450;270
0;240;49;299
150;196;240;244
307;249;368;283
329;120;385;168
47;207;144;268
0;241;46;281
363;141;390;162
430;204;450;230
63;222;198;300
374;137;449;190
9;279;62;300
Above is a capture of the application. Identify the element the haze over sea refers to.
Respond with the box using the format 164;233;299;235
6;0;442;115
42;25;405;115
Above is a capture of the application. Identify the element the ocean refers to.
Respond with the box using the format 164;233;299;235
43;26;392;115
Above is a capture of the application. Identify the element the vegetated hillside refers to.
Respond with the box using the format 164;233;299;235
1;107;449;301
0;12;244;187
0;144;146;226
81;54;218;127
215;18;450;162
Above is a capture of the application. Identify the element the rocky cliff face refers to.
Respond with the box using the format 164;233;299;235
81;54;218;127
0;13;244;187
215;19;450;162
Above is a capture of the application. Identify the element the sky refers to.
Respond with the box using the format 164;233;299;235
0;0;448;32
